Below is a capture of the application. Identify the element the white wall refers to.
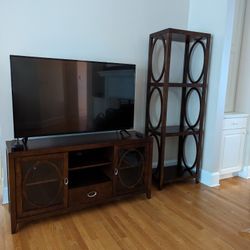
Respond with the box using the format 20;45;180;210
224;0;246;112
188;0;236;175
0;0;190;202
235;0;250;167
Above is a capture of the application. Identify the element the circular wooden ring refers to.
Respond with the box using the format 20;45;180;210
148;87;163;130
182;134;198;169
151;37;166;82
184;87;202;128
188;39;206;83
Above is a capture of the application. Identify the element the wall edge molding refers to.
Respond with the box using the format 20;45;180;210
238;165;250;179
2;186;9;204
153;162;220;187
200;169;220;187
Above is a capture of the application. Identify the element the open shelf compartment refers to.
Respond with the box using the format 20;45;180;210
153;165;196;185
69;167;111;189
68;147;113;170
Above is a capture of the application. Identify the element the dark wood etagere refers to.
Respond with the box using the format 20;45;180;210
145;28;211;189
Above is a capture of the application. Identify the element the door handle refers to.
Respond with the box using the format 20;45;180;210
114;168;119;176
64;177;68;186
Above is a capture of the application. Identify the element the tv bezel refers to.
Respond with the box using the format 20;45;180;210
10;55;136;139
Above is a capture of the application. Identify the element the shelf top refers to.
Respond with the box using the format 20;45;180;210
150;28;211;41
148;126;200;137
149;82;207;88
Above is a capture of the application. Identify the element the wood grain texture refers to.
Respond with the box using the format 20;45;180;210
7;132;153;233
145;29;211;188
1;177;249;249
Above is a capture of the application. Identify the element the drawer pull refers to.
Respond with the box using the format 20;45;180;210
87;191;97;198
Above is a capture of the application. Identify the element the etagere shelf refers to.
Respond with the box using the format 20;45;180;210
145;28;211;189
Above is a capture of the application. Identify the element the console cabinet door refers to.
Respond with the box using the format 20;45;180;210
220;129;246;175
16;153;68;218
114;145;146;195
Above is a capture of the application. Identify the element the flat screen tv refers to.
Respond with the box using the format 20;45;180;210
10;55;135;138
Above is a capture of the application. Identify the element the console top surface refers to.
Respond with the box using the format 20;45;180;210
6;131;151;157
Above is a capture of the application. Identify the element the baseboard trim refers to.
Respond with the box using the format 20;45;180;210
153;161;220;187
152;160;177;168
238;166;250;179
220;166;242;176
2;186;9;204
220;172;238;180
200;169;220;187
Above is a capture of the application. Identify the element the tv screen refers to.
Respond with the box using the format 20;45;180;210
10;55;135;138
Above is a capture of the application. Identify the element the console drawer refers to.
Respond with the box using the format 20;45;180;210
69;181;112;206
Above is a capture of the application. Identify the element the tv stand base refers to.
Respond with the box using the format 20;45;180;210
6;131;153;233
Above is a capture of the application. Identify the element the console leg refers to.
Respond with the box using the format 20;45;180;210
11;219;18;234
146;189;151;199
195;178;200;184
